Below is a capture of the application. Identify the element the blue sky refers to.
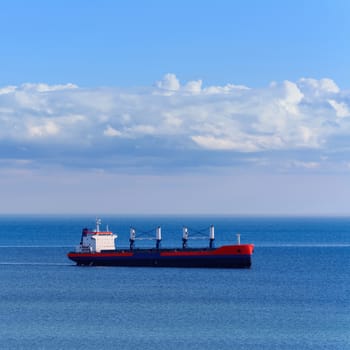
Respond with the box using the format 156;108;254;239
1;0;350;214
1;0;350;88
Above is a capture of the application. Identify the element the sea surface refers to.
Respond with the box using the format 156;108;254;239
0;215;349;350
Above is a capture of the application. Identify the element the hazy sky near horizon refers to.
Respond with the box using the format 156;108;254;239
1;0;350;215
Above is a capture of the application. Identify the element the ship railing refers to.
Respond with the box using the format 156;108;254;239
133;237;156;241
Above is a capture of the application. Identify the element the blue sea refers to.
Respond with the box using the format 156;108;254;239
0;215;349;350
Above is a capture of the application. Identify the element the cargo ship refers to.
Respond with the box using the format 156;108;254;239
67;219;254;268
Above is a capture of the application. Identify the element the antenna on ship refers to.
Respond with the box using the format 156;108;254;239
209;225;215;248
236;233;241;245
95;218;101;232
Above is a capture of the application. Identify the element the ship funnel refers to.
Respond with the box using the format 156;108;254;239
209;225;215;248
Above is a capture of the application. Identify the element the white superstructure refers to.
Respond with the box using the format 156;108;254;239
76;219;117;253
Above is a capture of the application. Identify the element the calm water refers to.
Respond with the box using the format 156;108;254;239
0;216;349;349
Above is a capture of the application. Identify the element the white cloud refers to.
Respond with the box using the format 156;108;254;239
203;83;249;94
298;78;340;99
328;99;350;118
21;83;78;92
0;75;350;173
289;161;320;169
279;80;304;114
191;135;260;152
130;124;156;135
184;80;202;94
27;120;60;137
156;73;180;91
0;86;17;95
104;125;122;137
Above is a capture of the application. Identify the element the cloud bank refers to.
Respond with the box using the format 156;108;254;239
1;75;350;173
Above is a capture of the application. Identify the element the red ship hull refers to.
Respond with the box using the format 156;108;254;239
67;244;254;268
